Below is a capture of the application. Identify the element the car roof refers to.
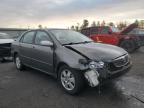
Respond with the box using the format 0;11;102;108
28;28;69;31
81;26;109;31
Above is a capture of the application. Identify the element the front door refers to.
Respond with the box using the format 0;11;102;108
32;30;54;74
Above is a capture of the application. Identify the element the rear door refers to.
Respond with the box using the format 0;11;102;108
98;27;118;45
19;31;36;66
32;30;54;74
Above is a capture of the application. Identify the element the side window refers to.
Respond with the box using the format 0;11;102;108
35;31;51;45
90;27;98;35
101;27;109;34
22;31;35;44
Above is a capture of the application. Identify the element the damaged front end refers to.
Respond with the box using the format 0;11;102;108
84;70;99;87
79;59;105;87
79;54;131;87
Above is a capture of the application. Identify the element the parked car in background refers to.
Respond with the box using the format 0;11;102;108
0;32;14;62
126;28;144;49
12;29;131;94
81;23;144;53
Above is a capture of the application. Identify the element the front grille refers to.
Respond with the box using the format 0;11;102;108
113;54;129;67
107;54;129;72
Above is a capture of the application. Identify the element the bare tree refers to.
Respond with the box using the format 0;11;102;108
71;26;75;30
97;21;100;26
139;20;144;29
101;20;106;26
75;26;79;31
38;24;43;29
117;22;127;30
108;22;115;27
91;21;96;27
81;19;89;29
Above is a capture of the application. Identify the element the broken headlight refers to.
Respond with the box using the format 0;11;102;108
89;61;104;69
79;59;104;69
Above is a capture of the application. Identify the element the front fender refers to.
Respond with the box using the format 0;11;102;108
55;46;89;71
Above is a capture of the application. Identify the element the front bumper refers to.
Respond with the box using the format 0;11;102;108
101;64;131;81
84;61;132;87
99;61;132;78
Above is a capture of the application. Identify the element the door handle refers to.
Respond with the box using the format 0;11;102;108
32;46;35;48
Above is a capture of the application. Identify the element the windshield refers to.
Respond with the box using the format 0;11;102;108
111;27;119;33
0;33;11;39
50;30;93;45
128;28;144;35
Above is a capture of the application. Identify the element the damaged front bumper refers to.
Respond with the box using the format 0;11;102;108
84;61;132;87
84;69;100;87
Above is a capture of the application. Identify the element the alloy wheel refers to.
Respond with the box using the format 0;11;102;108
61;69;75;91
16;56;21;69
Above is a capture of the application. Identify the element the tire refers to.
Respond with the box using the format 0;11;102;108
120;40;136;53
14;54;24;70
58;65;85;95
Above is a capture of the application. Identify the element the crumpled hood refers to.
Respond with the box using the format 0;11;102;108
0;39;14;44
66;42;127;61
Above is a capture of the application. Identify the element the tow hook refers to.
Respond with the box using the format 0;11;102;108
84;70;99;87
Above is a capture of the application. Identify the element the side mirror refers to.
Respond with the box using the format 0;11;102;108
40;41;53;47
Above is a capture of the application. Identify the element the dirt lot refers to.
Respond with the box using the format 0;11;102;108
0;47;144;108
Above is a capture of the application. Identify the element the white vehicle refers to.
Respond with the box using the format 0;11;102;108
0;33;14;62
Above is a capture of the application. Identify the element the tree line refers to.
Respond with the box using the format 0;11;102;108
36;20;144;30
70;19;144;31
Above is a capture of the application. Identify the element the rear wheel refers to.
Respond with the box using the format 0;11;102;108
58;65;85;95
14;54;24;70
120;40;136;53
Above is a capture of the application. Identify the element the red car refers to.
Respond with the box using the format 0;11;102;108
81;23;144;53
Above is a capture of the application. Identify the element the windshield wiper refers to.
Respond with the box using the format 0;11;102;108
77;41;93;44
62;42;78;45
62;41;93;46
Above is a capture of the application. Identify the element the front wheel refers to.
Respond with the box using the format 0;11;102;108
14;54;24;70
58;65;85;95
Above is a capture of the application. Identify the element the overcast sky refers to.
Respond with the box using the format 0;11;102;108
0;0;144;28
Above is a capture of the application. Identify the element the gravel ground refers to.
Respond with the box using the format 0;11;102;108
0;47;144;108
